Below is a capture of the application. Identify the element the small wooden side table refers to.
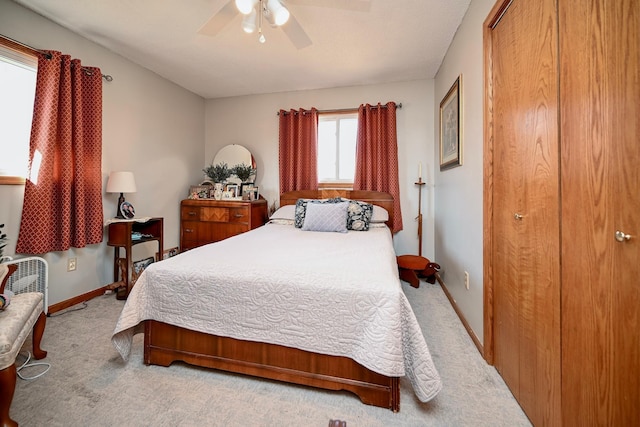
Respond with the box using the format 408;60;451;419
107;217;163;299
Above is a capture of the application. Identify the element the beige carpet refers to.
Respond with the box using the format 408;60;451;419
12;282;531;427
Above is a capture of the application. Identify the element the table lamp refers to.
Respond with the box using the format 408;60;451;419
106;171;137;218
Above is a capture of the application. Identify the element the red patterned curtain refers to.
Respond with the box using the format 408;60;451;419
354;102;403;233
16;51;103;254
278;108;319;193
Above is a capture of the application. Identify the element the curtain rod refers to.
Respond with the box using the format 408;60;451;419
277;102;402;116
0;34;113;82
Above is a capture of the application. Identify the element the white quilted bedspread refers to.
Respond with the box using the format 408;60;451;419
112;223;442;402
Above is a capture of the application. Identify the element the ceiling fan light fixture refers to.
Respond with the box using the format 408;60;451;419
267;0;290;26
235;0;257;15
241;8;257;33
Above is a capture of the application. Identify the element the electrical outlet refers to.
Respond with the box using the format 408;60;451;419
464;271;469;290
67;257;77;272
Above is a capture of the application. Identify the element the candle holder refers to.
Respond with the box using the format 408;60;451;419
415;177;426;256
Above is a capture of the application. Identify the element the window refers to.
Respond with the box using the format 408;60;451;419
317;112;357;187
0;39;37;185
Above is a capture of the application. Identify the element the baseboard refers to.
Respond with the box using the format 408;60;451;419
48;286;109;315
435;273;485;359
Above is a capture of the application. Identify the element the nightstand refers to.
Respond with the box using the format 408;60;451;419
107;217;163;299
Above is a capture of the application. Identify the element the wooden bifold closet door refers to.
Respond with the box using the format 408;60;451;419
558;0;639;424
485;0;639;425
486;0;561;425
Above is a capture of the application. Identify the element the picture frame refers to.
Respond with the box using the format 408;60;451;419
120;201;135;219
439;75;462;170
156;247;179;261
188;185;211;199
226;184;239;198
130;256;154;287
251;186;260;201
240;183;254;200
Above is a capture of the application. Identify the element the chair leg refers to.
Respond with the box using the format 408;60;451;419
0;364;18;427
32;312;47;360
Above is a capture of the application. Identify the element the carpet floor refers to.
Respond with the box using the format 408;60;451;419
11;282;531;426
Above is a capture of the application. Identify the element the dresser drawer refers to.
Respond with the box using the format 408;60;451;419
228;207;249;223
201;207;229;222
181;206;200;221
181;221;200;242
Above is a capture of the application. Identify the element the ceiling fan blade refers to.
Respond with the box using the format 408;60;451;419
284;0;371;12
198;0;239;36
281;14;313;50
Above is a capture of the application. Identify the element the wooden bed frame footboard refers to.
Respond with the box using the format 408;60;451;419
144;320;400;411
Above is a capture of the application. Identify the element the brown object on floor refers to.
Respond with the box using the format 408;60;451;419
329;420;347;427
397;255;441;288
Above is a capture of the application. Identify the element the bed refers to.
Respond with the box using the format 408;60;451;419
112;190;441;411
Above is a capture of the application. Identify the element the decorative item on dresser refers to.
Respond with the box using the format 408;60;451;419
180;198;268;251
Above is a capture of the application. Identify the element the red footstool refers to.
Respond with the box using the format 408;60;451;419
396;255;441;288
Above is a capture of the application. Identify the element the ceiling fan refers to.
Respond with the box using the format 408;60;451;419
198;0;371;49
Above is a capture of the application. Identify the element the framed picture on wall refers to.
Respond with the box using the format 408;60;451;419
439;75;462;170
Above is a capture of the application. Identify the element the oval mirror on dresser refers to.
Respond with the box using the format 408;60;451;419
213;144;256;184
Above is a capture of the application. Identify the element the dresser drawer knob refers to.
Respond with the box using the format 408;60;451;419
185;228;193;233
188;211;197;216
234;213;244;218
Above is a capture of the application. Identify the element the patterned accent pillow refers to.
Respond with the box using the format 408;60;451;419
335;198;374;231
301;201;349;233
294;198;342;228
346;200;373;231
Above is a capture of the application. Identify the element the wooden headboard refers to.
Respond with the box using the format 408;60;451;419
280;190;394;229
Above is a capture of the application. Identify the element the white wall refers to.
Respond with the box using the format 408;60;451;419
205;80;436;258
434;0;495;344
0;0;205;306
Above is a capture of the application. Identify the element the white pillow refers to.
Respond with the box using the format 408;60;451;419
371;205;389;223
301;201;349;233
270;204;296;221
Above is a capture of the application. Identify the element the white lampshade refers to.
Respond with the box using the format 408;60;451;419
106;171;137;194
268;0;289;26
235;0;257;15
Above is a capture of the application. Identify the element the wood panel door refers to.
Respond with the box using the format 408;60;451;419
485;0;561;424
559;0;640;424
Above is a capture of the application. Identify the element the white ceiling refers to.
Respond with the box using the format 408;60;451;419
13;0;471;99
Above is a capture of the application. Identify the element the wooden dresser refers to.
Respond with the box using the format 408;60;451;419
180;198;268;251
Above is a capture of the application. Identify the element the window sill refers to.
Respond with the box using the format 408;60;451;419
0;176;26;185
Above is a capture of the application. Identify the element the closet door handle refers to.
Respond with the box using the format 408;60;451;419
615;230;631;242
514;213;523;220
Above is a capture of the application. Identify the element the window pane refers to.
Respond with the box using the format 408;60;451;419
0;52;36;178
318;113;357;183
318;120;337;181
338;118;357;180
